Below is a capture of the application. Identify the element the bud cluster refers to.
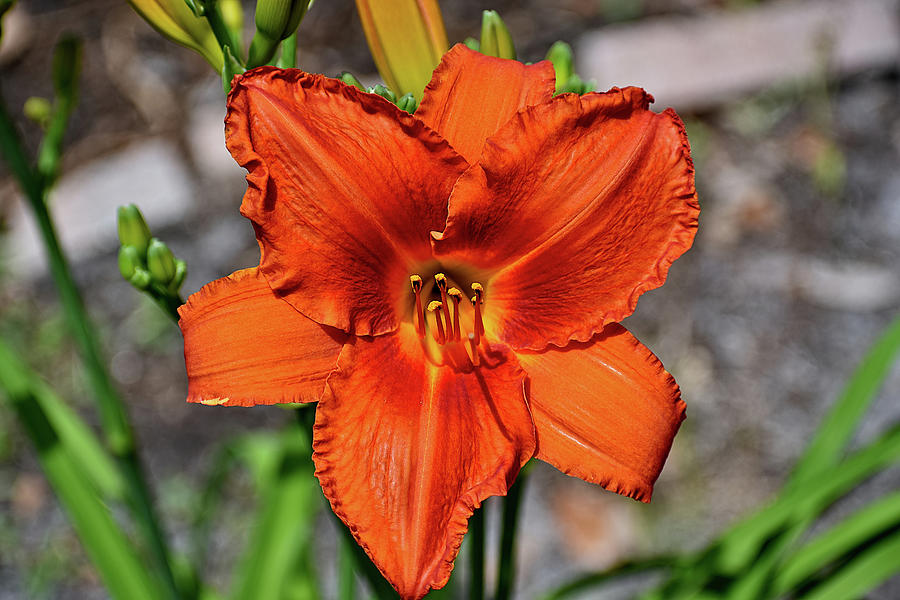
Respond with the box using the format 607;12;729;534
117;205;187;319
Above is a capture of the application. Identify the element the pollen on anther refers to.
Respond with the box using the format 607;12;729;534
471;282;484;302
427;300;446;344
434;273;448;291
410;274;423;293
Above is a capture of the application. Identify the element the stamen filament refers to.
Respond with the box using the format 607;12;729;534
435;273;453;335
427;300;446;345
410;275;425;337
447;288;462;342
468;332;481;367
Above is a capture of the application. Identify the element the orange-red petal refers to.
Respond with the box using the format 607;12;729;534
515;324;685;502
432;87;699;350
226;68;468;336
416;44;555;164
178;268;345;406
314;325;535;599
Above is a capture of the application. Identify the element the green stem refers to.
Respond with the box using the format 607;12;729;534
205;4;240;59
496;467;529;600
278;32;297;68
0;88;182;599
469;506;485;600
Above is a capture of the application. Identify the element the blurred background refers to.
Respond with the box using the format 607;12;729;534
1;0;899;597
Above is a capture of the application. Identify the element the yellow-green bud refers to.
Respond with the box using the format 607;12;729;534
130;269;152;290
117;204;152;258
338;72;365;91
248;0;310;67
147;238;177;285
23;97;52;128
480;10;515;60
170;259;188;293
463;37;480;52
546;41;574;93
396;93;417;114
368;84;396;104
118;245;142;281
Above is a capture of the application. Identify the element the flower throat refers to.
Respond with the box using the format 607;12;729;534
409;272;488;368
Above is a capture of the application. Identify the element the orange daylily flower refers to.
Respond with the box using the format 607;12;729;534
179;44;698;600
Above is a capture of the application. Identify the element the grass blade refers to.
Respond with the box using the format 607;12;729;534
802;528;900;600
773;491;900;595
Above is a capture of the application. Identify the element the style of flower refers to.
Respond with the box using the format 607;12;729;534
178;44;699;600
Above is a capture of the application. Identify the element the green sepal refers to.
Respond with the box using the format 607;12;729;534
147;238;177;285
118;245;143;281
116;204;152;258
463;36;480;52
222;45;246;93
368;84;396;104
546;41;574;93
480;10;515;60
396;93;417;114
338;71;365;90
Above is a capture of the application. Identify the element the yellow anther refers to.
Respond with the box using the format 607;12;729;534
471;282;484;303
410;274;423;293
427;300;443;313
434;273;447;290
447;288;462;341
447;287;462;300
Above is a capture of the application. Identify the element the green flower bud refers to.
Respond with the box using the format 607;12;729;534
338;71;365;91
170;259;188;293
248;0;310;67
118;245;142;281
368;84;396;104
546;41;574;93
396;93;417;114
463;37;480;52
147;238;177;285
480;10;515;60
23;97;52;128
117;204;152;258
130;269;152;290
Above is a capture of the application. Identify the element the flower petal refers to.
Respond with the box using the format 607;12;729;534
416;44;555;164
515;324;685;502
432;87;699;350
226;68;468;336
178;268;345;406
314;325;535;599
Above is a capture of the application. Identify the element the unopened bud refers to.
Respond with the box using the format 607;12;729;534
480;10;515;60
463;37;480;52
130;269;152;290
23;97;52;128
546;41;574;93
248;0;310;67
368;84;396;104
338;72;365;90
396;93;417;114
147;238;177;285
117;204;152;258
118;245;142;281
170;259;188;293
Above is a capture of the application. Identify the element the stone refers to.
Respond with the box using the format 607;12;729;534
578;0;900;111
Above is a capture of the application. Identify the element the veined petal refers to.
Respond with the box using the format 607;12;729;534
314;326;535;599
178;268;345;406
432;87;699;350
226;68;468;336
516;324;685;502
416;44;555;164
